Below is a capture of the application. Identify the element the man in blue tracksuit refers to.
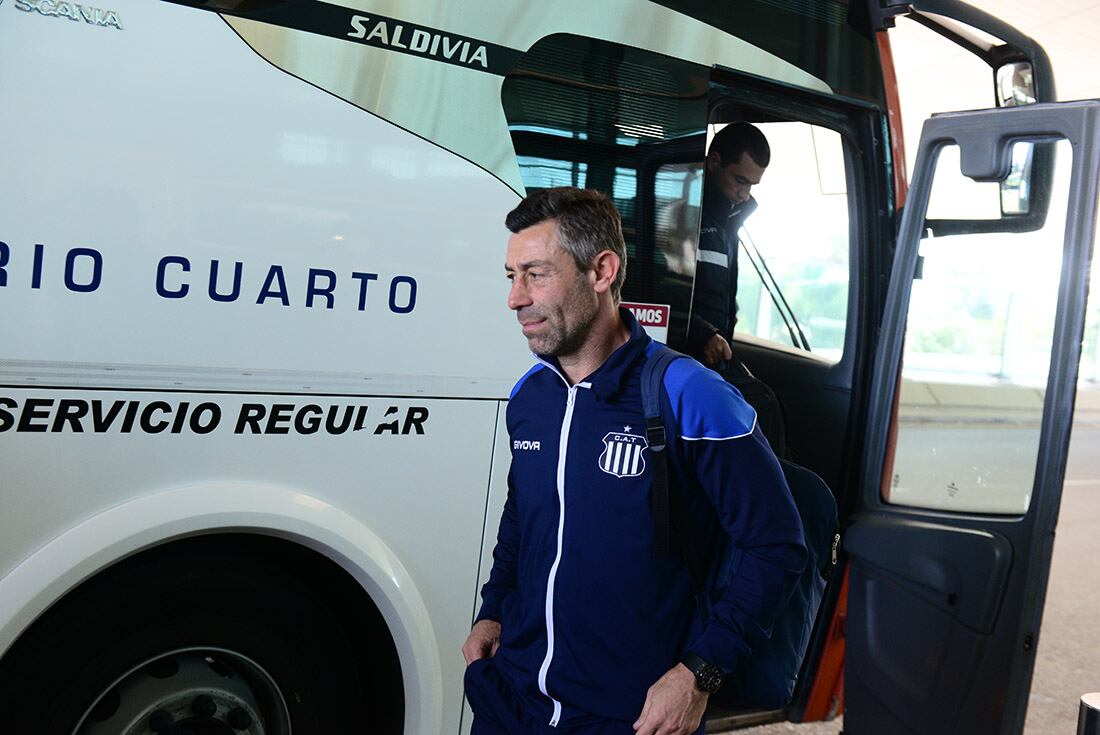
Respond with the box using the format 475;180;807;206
463;187;806;735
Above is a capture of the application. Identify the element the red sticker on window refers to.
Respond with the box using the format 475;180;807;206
622;302;670;328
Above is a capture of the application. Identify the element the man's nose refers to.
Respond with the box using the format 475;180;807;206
508;279;531;310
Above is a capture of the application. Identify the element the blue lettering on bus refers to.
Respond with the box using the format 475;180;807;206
2;242;421;315
256;265;290;306
209;260;243;302
306;268;337;309
64;248;103;293
351;271;379;311
389;275;417;314
156;255;190;298
32;243;44;289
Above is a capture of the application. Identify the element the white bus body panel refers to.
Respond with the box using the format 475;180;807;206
0;0;528;393
0;4;524;731
0;390;505;733
0;478;445;732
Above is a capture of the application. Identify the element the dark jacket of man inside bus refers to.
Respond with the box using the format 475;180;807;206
686;122;770;369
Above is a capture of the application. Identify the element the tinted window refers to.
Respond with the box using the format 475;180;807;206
889;140;1073;514
731;121;851;361
650;0;884;106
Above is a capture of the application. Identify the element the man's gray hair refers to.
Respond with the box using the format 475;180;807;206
505;187;627;302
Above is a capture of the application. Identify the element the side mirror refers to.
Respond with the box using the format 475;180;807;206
994;62;1052;222
996;62;1037;108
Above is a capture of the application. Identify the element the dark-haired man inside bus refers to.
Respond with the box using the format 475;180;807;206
687;121;770;368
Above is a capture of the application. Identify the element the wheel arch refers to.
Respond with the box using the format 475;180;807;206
0;482;441;733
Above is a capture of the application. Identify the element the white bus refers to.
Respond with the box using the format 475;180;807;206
2;0;1098;733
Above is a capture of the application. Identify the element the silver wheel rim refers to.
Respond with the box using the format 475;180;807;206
73;646;292;735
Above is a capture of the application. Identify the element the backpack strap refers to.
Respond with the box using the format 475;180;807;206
641;344;685;560
642;344;712;626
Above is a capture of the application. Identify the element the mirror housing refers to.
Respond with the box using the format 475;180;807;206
898;0;1057;235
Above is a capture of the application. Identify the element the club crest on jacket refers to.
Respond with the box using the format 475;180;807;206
599;428;648;478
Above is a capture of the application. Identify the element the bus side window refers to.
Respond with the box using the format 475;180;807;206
654;163;704;281
500;34;708;350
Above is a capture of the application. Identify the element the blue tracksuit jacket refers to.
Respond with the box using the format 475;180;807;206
475;309;807;728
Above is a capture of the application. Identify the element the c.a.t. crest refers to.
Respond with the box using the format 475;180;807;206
598;427;648;478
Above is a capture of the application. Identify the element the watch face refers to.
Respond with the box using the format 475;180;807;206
683;653;724;693
697;665;724;693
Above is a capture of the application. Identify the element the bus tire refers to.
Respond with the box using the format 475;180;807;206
0;538;396;735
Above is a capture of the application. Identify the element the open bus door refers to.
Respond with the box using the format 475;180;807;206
843;101;1100;733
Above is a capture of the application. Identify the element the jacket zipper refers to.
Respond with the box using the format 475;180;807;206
537;381;586;727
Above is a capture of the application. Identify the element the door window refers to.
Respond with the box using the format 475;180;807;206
888;138;1074;514
728;121;851;361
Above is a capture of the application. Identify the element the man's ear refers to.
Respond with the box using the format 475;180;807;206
705;149;721;172
590;250;621;296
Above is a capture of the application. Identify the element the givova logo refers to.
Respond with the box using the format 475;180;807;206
14;0;123;30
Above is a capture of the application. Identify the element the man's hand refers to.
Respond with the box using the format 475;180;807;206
462;620;502;665
702;333;733;366
632;663;709;735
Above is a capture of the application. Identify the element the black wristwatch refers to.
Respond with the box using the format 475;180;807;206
681;652;724;694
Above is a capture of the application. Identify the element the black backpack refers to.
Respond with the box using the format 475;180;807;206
641;344;838;710
719;358;788;460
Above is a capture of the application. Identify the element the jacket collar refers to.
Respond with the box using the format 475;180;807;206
537;307;651;402
703;179;735;221
703;180;759;229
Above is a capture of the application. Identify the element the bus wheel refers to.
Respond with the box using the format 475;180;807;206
0;540;393;735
